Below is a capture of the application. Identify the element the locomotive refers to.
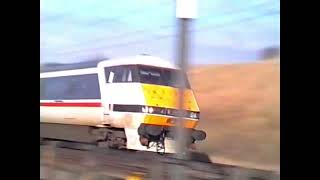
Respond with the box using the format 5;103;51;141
40;55;206;153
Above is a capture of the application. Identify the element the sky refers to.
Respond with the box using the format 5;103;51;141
40;0;280;65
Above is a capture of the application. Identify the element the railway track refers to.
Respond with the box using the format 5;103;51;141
40;142;279;180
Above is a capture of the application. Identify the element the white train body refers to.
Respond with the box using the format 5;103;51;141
40;55;206;153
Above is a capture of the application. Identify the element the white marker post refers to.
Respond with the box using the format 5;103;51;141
173;1;198;180
176;0;198;19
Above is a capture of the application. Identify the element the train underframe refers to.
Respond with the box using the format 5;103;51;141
137;123;206;153
40;123;206;153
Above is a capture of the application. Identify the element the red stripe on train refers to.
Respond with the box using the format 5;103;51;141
40;102;102;107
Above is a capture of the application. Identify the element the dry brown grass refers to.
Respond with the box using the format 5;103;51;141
188;61;280;169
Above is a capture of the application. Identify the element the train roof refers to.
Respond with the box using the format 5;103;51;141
40;60;104;73
40;55;178;73
98;55;178;69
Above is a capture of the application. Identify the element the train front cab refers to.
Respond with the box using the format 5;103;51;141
97;60;206;153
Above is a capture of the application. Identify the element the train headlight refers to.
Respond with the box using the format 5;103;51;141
190;112;198;119
142;106;154;114
148;107;154;113
142;106;148;113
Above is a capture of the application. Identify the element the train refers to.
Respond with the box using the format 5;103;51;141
40;55;206;153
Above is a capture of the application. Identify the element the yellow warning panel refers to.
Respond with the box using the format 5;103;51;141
141;84;199;112
126;172;144;180
143;114;198;129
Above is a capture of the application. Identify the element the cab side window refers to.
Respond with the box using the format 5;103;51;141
113;66;126;82
106;66;135;83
